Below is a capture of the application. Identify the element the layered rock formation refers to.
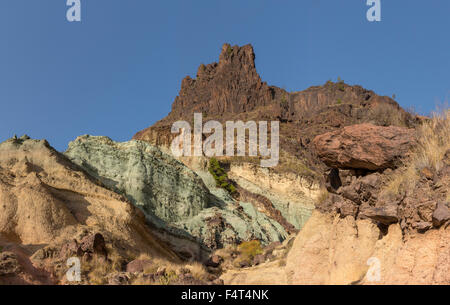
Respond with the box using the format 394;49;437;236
221;111;449;285
131;43;420;256
0;137;179;284
223;211;449;285
133;43;417;174
1;43;447;285
316;122;449;232
65;135;211;225
65;135;290;259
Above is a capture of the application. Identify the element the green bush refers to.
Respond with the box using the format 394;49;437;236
209;158;237;195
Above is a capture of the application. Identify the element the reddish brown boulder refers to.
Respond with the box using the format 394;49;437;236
432;202;450;227
59;239;82;259
205;254;223;268
313;123;415;170
360;202;399;225
335;198;359;218
80;233;107;258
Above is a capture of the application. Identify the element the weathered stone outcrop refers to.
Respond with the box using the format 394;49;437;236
65;135;211;225
317;143;450;233
227;162;318;230
0;137;181;284
134;44;417;176
0;137;175;258
222;211;450;285
65;136;289;257
313;123;416;170
433;202;450;227
285;211;450;285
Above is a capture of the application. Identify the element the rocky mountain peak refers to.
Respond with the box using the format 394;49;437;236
160;43;275;123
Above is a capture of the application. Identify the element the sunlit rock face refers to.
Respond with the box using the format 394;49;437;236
66;135;210;225
65;135;289;258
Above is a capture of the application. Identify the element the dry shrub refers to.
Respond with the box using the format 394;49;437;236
82;256;119;285
129;255;209;285
316;187;330;204
382;108;449;195
185;262;209;281
366;103;413;127
237;240;263;262
80;246;133;285
415;109;449;171
213;245;238;270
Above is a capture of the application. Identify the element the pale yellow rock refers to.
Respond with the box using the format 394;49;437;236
361;224;450;285
222;211;450;285
221;261;288;285
285;211;379;284
0;138;178;261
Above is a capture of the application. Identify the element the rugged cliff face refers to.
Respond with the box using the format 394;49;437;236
133;43;417;174
65;135;290;259
0;137;179;284
222;211;449;285
221;112;449;285
1;43;447;285
131;43;421;255
65;135;211;225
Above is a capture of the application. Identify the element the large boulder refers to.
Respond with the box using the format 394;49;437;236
432;202;450;228
313;123;415;170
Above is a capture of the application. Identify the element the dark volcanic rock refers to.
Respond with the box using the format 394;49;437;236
133;43;416;174
360;202;399;225
313;123;415;170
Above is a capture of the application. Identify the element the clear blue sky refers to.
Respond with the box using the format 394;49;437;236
1;1;449;151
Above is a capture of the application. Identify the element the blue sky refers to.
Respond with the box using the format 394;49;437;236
1;1;449;151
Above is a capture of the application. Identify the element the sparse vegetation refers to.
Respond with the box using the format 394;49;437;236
276;150;319;179
280;93;288;107
366;102;413;127
159;270;178;285
130;254;210;285
209;157;237;194
80;250;125;285
227;45;233;56
237;240;263;262
382;109;449;196
337;77;345;92
336;98;342;105
316;187;330;204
